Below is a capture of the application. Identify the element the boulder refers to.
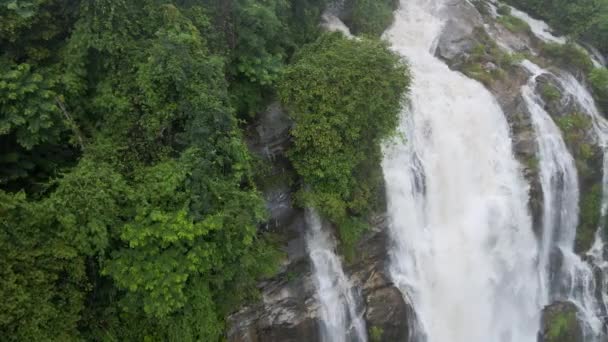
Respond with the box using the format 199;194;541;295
436;0;483;62
538;301;584;342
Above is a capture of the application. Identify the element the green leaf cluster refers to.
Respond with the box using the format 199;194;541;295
1;1;312;340
343;0;398;37
279;32;410;255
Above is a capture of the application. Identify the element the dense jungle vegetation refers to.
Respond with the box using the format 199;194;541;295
0;0;407;340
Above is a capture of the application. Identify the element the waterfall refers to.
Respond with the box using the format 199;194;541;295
518;59;607;342
506;5;566;44
507;2;608;335
305;209;367;342
553;71;608;338
382;1;541;341
520;60;580;304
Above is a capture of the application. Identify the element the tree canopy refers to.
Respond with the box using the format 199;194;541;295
0;0;410;339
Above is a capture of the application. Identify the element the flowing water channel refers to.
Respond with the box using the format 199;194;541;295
307;1;608;341
382;1;541;341
306;209;367;342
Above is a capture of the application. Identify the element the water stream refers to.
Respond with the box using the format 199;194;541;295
306;209;367;342
382;1;541;341
520;60;580;305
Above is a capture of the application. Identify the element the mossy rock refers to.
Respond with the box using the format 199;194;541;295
539;301;583;342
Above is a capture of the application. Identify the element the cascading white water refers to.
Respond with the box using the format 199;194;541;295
553;71;608;337
505;5;565;44
305;209;367;342
488;0;608;333
518;60;607;342
382;1;542;341
519;60;580;305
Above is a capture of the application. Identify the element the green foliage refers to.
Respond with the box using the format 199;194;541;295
589;67;608;114
472;0;491;16
556;113;594;163
1;0;307;340
498;14;531;33
576;185;603;252
541;83;562;103
279;32;409;251
225;0;327;117
370;326;385;342
344;0;397;37
555;113;603;252
525;156;540;173
555;113;597;178
547;309;578;341
0;61;63;149
461;28;523;85
0;190;87;341
540;42;594;73
497;5;512;16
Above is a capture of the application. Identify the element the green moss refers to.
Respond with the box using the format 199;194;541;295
589;67;608;115
547;310;577;340
370;326;384;342
576;185;603;252
556;113;596;177
498;14;531;33
555;113;603;252
472;0;491;16
541;42;594;74
541;84;561;103
497;5;511;16
525;156;540;172
460;28;523;85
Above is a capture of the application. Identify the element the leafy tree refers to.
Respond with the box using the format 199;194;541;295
589;67;608;113
0;190;87;341
279;32;410;254
343;0;398;37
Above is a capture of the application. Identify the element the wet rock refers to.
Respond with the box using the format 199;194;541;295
535;74;580;118
227;224;412;342
365;286;411;342
247;102;292;159
538;301;584;342
245;102;308;266
436;0;483;63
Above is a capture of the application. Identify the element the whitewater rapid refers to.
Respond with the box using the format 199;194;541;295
382;1;542;341
520;60;580;305
306;209;367;342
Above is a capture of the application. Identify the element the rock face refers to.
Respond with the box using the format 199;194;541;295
435;0;483;63
538;301;584;342
230;104;412;342
227;222;412;342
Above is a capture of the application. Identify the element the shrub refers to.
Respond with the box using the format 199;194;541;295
344;0;398;37
460;28;522;85
541;84;561;103
279;32;410;252
498;14;531;33
370;326;384;342
589;67;608;114
497;5;511;16
576;185;603;253
541;42;594;73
